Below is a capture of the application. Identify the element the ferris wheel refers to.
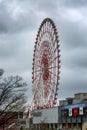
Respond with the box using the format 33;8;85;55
32;18;61;109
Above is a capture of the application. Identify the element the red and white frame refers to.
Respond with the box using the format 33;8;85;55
32;18;61;109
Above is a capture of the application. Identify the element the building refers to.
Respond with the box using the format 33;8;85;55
32;106;59;130
59;93;87;130
32;93;87;130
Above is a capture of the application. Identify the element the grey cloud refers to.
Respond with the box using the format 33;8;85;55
0;2;12;33
62;47;87;70
56;18;87;49
62;0;87;8
0;33;26;60
0;32;34;73
58;66;87;99
0;0;38;33
28;0;87;15
74;49;87;68
30;0;58;12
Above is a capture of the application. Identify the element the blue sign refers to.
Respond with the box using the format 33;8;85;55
64;103;85;109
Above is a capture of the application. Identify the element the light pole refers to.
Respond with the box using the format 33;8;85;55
0;69;4;76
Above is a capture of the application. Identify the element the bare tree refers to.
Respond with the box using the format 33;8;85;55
0;74;27;128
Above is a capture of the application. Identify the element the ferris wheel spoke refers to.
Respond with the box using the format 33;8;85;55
47;66;58;70
54;45;60;53
33;64;41;68
48;55;60;65
33;69;42;73
49;70;58;78
34;55;41;60
41;31;55;43
50;79;57;86
32;73;41;83
33;73;43;99
33;65;54;74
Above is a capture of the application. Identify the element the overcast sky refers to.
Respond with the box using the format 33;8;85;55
0;0;87;104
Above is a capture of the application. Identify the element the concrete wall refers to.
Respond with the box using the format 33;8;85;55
33;107;58;124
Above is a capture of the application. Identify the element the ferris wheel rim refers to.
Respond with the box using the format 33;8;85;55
32;18;61;109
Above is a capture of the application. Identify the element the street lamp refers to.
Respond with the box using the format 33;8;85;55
0;69;4;76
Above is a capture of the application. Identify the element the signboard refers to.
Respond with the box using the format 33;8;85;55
69;108;72;116
73;108;79;117
79;107;83;115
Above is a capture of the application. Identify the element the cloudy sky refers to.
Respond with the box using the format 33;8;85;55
0;0;87;104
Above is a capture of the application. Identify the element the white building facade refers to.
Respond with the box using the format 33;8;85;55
32;106;59;129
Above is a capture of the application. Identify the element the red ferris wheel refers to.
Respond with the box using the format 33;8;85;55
32;18;61;109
